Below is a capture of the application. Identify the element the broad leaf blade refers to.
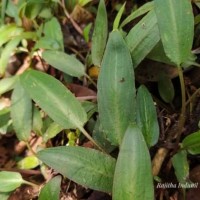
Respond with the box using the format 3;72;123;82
158;75;175;103
32;106;43;135
97;30;136;146
112;124;154;200
126;10;160;68
91;0;108;66
120;2;154;28
43;17;64;51
39;176;61;200
0;75;19;96
20;70;87;130
0;171;25;192
43;122;63;142
172;150;189;184
42;50;86;78
17;155;40;170
0;38;20;76
11;82;32;141
37;146;116;193
0;24;23;47
182;131;200;155
154;0;194;65
136;85;159;147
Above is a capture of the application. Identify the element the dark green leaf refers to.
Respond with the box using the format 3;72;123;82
112;124;154;200
126;10;160;68
120;2;154;28
43;17;64;50
182;131;200;155
32;106;43;135
98;30;136;146
20;70;87;131
91;0;108;66
39;176;61;200
0;108;10;128
158;75;175;103
37;146;116;193
0;192;10;200
93;118;116;153
147;41;174;65
172;150;189;184
136;85;159;147
0;38;20;76
42;50;86;78
0;75;19;96
43;122;63;142
11;82;32;141
154;0;194;65
24;1;44;19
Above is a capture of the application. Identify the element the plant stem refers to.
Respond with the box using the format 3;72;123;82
79;127;106;153
59;0;83;35
176;67;186;141
185;87;200;106
86;74;97;88
26;142;37;157
23;180;39;188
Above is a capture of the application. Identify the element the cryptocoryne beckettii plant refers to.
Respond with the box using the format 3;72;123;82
0;0;200;199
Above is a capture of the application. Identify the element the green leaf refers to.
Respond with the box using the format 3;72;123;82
0;108;10;128
0;192;10;200
93;118;116;153
154;0;194;65
112;124;154;200
42;50;86;78
136;85;159;147
43;122;63;142
17;155;40;169
91;0;108;66
34;37;60;50
83;23;92;42
39;176;61;200
0;24;23;47
1;0;7;24
126;10;160;68
11;82;32;141
24;1;44;19
147;41;174;65
113;2;126;30
43;17;64;51
0;38;20;76
20;70;87;131
172;150;189;184
32;106;43;135
0;171;25;192
78;0;92;7
98;30;136;146
37;146;116;193
158;75;175;103
120;2;154;28
0;75;19;96
81;101;97;119
182;131;200;155
39;7;53;19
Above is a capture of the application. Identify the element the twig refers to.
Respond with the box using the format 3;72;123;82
59;0;83;35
